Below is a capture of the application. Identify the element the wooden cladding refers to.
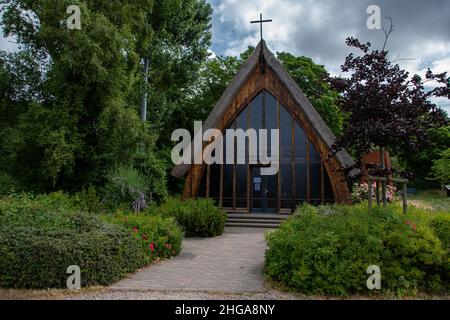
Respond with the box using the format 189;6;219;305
182;62;352;207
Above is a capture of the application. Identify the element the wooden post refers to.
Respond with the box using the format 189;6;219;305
380;147;387;208
376;180;380;206
368;176;372;209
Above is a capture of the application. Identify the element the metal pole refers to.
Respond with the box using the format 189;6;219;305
141;57;149;121
368;177;372;209
380;147;387;208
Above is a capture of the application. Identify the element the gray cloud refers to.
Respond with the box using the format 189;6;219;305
210;0;450;113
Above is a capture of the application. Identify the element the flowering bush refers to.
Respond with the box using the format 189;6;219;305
103;211;183;260
352;182;397;203
0;194;149;288
265;204;448;296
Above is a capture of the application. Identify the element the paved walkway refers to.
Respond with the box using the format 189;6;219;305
110;228;271;293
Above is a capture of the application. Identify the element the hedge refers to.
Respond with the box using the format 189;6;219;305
265;204;449;296
0;193;182;289
156;198;227;237
0;224;148;288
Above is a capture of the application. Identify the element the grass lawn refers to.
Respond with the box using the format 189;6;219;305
408;189;450;212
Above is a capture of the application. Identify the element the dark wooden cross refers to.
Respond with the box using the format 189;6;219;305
251;13;272;41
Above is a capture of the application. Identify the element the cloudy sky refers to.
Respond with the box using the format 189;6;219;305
1;0;449;113
209;0;450;114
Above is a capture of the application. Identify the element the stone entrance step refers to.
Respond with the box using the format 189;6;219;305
225;213;289;228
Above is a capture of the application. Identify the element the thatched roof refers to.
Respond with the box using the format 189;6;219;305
171;40;356;178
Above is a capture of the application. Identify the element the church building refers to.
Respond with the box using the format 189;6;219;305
171;40;356;214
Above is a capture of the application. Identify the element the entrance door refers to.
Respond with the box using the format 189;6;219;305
251;167;277;213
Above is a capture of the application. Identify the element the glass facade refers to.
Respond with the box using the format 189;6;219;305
198;90;335;212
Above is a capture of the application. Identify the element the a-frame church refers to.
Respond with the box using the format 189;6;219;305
171;40;356;214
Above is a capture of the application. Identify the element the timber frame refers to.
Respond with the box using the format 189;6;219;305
171;40;356;209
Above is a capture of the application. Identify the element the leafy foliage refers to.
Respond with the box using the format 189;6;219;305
0;172;18;196
0;224;148;289
330;37;449;170
0;0;212;193
265;204;449;296
0;192;183;288
102;211;183;260
101;165;152;211
277;52;344;136
428;148;450;195
155;197;226;237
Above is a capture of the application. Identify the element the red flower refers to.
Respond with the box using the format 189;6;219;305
132;226;139;232
412;224;417;231
142;234;148;240
149;243;155;252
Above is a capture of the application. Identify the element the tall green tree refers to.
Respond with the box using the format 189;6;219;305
428;148;450;196
0;0;212;194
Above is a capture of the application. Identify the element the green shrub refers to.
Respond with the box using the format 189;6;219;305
156;198;226;237
101;165;151;212
73;185;102;213
102;211;183;259
0;172;18;196
0;193;182;289
265;204;448;296
0;192;79;230
133;151;169;204
0;224;148;288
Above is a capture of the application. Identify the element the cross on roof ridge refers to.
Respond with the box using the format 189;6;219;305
250;13;272;41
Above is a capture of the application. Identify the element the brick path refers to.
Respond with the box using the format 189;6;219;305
110;228;270;293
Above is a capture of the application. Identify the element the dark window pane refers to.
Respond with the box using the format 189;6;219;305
280;163;292;208
266;173;277;212
265;92;277;157
236;106;248;130
310;162;321;201
236;164;247;208
223;164;233;208
294;122;307;160
280;105;291;163
210;164;220;200
295;161;307;201
250;92;263;131
309;140;321;160
265;92;277;130
222;132;233;208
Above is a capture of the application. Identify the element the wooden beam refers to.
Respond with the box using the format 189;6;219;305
320;163;325;204
291;112;295;212
206;165;210;198
277;100;281;213
306;138;310;204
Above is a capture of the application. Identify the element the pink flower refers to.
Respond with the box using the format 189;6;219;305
132;226;139;232
149;243;155;252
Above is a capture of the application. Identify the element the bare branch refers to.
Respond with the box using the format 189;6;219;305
381;17;394;52
391;55;419;63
